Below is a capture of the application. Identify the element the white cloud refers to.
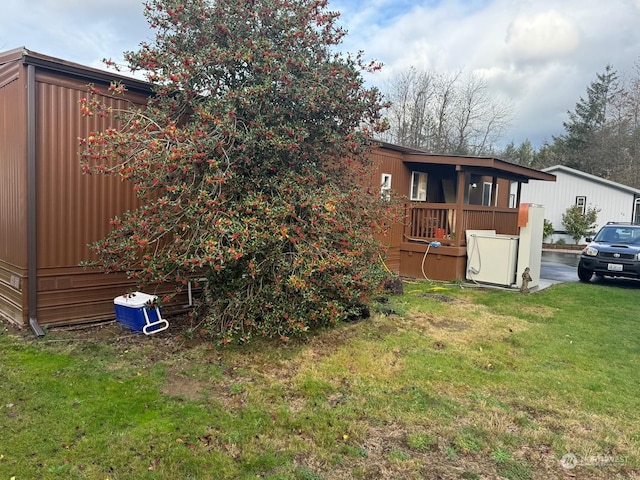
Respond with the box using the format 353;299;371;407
3;0;640;149
503;10;580;64
337;0;640;147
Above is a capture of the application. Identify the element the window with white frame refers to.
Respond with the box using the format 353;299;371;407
380;173;392;201
509;193;516;209
481;182;500;206
410;172;427;201
634;198;640;224
576;196;586;214
482;182;492;206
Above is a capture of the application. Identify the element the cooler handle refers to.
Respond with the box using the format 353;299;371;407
142;307;169;335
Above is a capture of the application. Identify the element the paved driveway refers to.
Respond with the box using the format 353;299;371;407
540;250;580;283
541;249;640;287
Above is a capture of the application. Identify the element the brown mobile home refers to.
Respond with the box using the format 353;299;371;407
367;143;556;280
0;48;556;333
0;47;152;333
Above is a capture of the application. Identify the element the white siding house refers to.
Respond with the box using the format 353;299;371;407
513;165;640;244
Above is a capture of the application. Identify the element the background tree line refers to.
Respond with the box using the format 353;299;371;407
380;67;514;156
382;61;640;189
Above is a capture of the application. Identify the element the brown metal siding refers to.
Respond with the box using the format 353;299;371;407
32;70;147;326
0;71;28;325
369;147;411;198
35;73;142;268
0;76;27;266
1;51;188;328
367;148;409;273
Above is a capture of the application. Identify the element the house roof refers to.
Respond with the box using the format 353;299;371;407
378;141;556;183
543;165;640;196
0;47;152;95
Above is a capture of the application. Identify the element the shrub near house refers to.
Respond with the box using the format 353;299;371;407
562;205;599;244
79;0;394;343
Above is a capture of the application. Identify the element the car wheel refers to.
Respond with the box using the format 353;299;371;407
577;265;593;282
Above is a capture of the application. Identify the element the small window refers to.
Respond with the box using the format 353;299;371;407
410;172;427;201
380;173;392;201
634;198;640;224
509;193;516;209
576;196;586;215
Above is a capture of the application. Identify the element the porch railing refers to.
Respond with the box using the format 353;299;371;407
404;203;519;246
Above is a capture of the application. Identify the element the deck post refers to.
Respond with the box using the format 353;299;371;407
454;168;466;247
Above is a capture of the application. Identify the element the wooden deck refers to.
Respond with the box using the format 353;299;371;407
404;203;519;247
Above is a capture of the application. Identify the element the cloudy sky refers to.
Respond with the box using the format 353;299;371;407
3;0;640;148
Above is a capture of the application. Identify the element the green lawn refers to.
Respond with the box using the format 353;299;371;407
1;280;639;479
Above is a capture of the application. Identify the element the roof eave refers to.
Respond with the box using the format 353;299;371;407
1;47;152;95
400;152;556;182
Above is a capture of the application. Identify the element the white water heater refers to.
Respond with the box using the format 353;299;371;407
465;204;545;289
465;230;519;287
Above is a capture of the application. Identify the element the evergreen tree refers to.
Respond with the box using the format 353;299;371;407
556;65;622;176
80;0;396;343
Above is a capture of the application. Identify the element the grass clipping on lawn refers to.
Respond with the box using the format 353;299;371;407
0;281;639;480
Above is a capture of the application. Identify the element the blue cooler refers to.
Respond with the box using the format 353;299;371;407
114;292;169;335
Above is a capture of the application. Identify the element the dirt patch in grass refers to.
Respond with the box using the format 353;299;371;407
44;314;195;347
161;371;206;401
426;316;470;331
418;293;458;303
406;301;533;348
516;304;559;321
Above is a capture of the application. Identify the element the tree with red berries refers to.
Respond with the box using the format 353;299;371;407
80;0;396;343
